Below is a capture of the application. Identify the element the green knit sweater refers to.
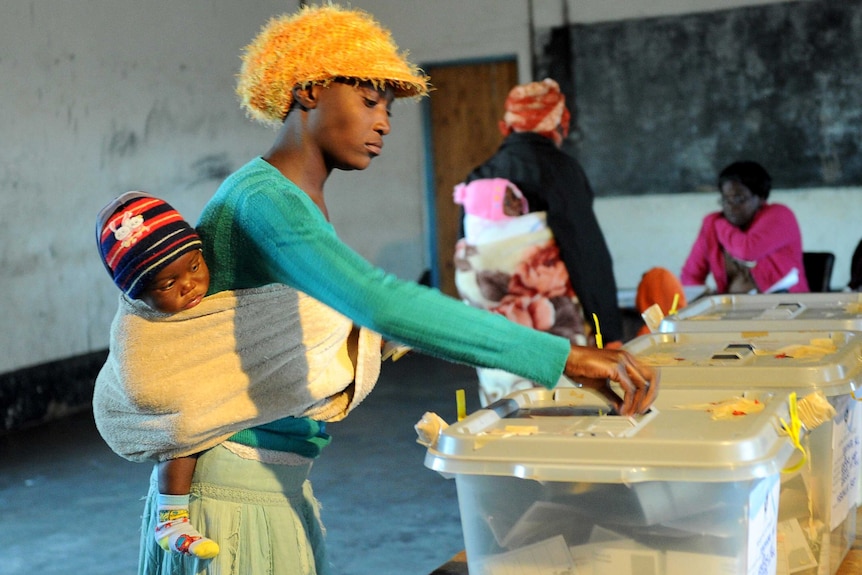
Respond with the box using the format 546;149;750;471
197;157;571;455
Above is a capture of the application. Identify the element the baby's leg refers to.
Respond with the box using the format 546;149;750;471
155;455;219;559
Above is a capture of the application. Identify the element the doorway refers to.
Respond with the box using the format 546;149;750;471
424;58;518;297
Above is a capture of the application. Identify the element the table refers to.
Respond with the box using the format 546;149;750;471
429;506;862;574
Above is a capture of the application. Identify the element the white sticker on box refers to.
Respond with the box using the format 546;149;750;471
858;399;862;507
831;395;861;529
748;474;779;575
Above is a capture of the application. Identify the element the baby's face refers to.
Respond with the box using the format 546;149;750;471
140;250;210;314
503;187;525;217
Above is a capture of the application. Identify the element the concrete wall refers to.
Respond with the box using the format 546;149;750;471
1;0;299;377
1;0;857;381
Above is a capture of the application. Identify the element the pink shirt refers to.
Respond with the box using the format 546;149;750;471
681;203;809;293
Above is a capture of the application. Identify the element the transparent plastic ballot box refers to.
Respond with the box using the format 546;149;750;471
424;387;798;575
658;292;862;334
625;330;862;574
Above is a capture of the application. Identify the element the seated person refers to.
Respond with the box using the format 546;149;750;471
681;160;809;294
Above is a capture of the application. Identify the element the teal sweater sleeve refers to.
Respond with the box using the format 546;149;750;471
199;158;571;388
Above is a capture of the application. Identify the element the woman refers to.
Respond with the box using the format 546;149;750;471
681;160;809;294
463;79;625;347
137;6;659;574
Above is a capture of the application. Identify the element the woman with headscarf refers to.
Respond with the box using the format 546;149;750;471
464;79;625;346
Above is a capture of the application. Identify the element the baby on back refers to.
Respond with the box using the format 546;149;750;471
454;178;546;245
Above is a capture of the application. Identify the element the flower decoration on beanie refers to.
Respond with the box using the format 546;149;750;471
236;4;430;126
499;78;571;146
96;191;202;299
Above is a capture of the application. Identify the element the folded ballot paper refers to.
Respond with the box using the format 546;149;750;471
414;412;448;449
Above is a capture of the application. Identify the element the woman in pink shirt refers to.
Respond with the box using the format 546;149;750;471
681;161;809;294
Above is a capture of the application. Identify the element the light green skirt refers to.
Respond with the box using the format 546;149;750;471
138;445;330;575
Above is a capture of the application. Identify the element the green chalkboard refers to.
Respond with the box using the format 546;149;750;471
541;1;862;196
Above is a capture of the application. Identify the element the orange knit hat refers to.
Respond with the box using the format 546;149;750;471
635;267;687;336
237;4;429;126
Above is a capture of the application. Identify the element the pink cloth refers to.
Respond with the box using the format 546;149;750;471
681;203;809;293
453;178;528;221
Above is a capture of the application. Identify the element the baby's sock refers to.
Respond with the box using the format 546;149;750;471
155;493;219;559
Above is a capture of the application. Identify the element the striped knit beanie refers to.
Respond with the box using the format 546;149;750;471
96;191;202;299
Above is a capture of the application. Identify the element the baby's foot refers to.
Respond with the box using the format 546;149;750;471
156;508;219;558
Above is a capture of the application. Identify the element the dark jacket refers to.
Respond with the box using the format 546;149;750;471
466;132;623;343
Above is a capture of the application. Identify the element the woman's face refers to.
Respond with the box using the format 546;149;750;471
310;81;394;172
719;180;763;229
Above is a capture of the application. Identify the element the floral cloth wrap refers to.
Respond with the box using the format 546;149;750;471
453;210;589;405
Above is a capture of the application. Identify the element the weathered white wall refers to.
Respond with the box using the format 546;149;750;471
1;0;857;374
1;0;298;374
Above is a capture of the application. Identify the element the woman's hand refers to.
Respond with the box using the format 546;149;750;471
564;345;659;416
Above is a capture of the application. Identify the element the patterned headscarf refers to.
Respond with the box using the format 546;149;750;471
499;78;570;146
96;192;202;299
